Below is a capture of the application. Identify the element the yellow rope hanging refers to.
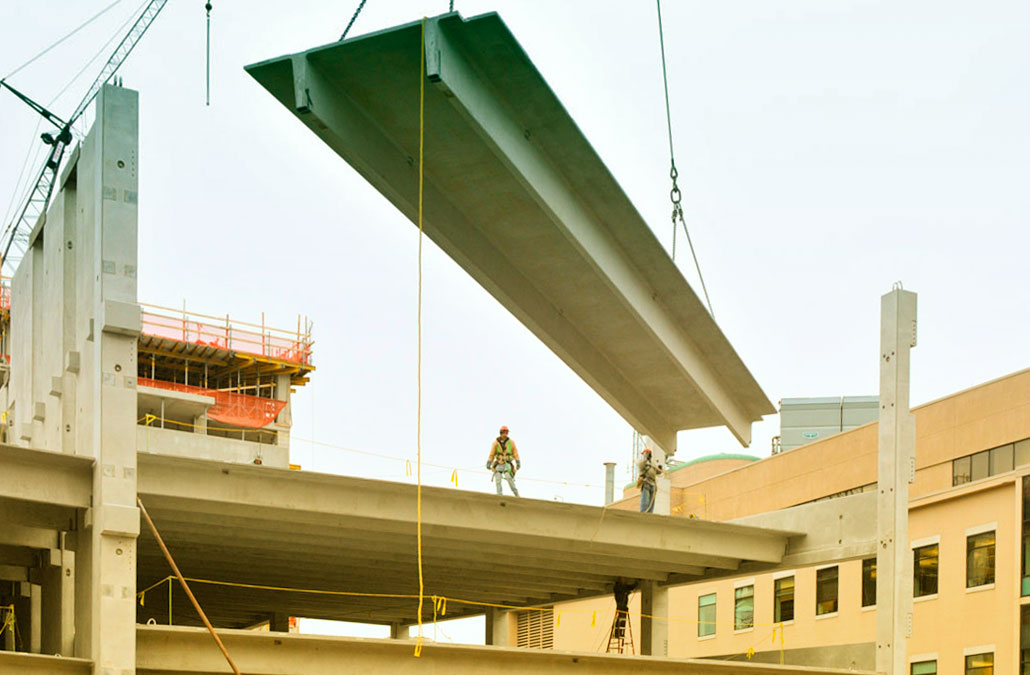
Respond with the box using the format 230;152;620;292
414;15;427;659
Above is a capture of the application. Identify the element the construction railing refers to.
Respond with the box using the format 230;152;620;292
139;303;313;367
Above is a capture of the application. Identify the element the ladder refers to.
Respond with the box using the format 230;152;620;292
606;610;634;654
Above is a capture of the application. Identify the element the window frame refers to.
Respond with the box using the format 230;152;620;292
862;557;877;608
697;592;717;638
774;575;795;623
913;540;940;599
965;526;996;589
734;584;754;631
815;565;839;616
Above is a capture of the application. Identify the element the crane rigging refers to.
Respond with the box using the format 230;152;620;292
0;0;169;277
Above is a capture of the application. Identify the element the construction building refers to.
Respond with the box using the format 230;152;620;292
548;369;1030;672
0;7;995;675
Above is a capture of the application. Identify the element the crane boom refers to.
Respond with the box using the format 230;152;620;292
0;0;169;276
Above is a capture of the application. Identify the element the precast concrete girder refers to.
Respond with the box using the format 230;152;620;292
135;455;793;625
0;444;92;508
0;652;92;675
245;12;775;451
136;625;870;675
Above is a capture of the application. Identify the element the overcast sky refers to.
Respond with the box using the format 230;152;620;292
2;0;1028;511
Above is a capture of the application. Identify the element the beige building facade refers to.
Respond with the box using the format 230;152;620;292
552;368;1030;673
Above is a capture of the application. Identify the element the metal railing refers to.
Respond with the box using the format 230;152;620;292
139;302;312;367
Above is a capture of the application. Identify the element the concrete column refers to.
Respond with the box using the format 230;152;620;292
14;581;42;653
41;546;75;656
193;413;207;434
640;581;668;656
275;373;291;449
875;287;917;675
389;622;406;639
269;612;290;632
75;84;141;672
603;462;616;505
484;608;510;646
645;437;672;516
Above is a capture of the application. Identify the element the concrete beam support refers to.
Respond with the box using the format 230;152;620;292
136;625;855;674
484;608;510;646
41;548;75;656
875;288;917;675
640;581;668;657
0;652;92;674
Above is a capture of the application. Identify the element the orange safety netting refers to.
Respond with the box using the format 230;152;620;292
138;377;286;429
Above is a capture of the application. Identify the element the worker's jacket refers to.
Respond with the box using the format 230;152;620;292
488;437;520;470
636;455;664;486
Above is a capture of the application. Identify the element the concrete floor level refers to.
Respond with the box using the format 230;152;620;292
246;11;774;453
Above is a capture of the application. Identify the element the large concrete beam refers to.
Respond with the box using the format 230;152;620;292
245;13;775;451
0;444;92;508
0;652;92;675
136;624;870;674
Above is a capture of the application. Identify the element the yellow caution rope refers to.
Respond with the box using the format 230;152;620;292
414;15;427;659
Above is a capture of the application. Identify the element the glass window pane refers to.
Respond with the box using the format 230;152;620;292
914;544;939;597
774;576;794;623
912;661;937;675
734;585;754;630
816;566;838;615
991;444;1014;475
862;558;877;607
965;652;993;675
967;531;996;587
1016;439;1030;468
971;451;990;481
954;456;972;486
698;593;716;637
1021;606;1030;674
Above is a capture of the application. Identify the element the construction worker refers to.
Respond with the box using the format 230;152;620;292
612;577;637;642
636;447;664;513
486;425;520;496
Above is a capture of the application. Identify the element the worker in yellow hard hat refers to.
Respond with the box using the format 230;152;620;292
486;425;520;496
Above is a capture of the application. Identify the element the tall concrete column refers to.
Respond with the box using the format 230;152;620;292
275;373;292;450
645;437;672;516
484;607;510;646
603;462;616;505
875;287;917;675
41;546;75;656
72;84;141;672
640;581;668;656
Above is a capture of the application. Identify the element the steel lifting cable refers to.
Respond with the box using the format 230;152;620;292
340;0;369;41
656;0;715;318
205;2;212;106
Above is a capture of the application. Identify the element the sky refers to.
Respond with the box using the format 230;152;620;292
1;0;1028;639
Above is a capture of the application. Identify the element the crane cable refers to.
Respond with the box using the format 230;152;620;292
656;0;715;318
3;0;125;81
340;0;368;41
205;2;212;106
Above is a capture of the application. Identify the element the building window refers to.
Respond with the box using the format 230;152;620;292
862;558;877;607
991;444;1014;474
1024;477;1030;596
967;531;996;588
698;593;716;637
1021;605;1030;674
515;608;554;649
1017;439;1030;468
954;456;972;486
965;652;993;675
912;661;937;675
774;576;794;623
816;566;838;615
914;544;939;597
971;450;990;482
734;585;754;630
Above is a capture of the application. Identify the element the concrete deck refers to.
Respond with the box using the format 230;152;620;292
135;454;797;627
245;12;774;451
134;625;872;675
